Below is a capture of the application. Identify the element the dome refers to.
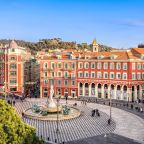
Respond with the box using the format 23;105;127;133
9;40;18;48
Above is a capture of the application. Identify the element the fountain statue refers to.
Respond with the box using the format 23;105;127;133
41;84;62;113
47;85;56;108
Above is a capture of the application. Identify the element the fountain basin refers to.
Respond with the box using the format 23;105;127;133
23;105;81;121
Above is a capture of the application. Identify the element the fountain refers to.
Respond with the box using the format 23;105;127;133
24;85;81;120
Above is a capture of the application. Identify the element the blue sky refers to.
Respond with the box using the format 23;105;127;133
0;0;144;48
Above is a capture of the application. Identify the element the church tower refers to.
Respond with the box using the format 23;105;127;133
92;38;99;52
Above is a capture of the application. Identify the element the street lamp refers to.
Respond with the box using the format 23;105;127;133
56;95;61;133
108;90;112;124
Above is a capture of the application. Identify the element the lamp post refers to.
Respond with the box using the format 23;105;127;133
56;95;60;133
110;90;112;122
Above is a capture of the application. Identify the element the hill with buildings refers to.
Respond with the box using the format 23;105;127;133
0;38;113;53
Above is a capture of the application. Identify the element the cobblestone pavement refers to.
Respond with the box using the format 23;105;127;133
15;98;144;143
67;133;141;144
15;99;115;143
87;102;144;143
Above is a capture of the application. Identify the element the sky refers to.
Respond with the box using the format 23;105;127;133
0;0;144;48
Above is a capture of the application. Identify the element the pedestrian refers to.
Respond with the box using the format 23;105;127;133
131;104;133;109
97;112;100;117
91;109;95;117
108;119;111;125
13;101;15;106
22;112;24;117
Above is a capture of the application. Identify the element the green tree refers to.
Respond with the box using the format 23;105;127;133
0;100;45;144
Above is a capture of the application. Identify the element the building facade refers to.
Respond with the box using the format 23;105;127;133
39;43;144;102
0;40;32;96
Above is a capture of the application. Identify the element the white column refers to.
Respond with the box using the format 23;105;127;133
114;86;117;100
78;82;80;96
127;87;132;102
101;85;104;98
89;84;91;96
120;88;123;100
83;84;85;96
95;84;98;98
139;86;142;100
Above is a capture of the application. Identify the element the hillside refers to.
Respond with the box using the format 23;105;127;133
0;38;112;52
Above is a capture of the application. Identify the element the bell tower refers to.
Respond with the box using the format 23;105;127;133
92;38;99;52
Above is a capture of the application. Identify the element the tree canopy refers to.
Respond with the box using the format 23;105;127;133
0;100;45;144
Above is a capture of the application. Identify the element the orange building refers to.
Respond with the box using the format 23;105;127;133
0;40;31;96
39;41;144;102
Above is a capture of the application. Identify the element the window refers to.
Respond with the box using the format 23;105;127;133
10;64;16;69
84;63;89;69
64;71;68;78
123;63;127;70
104;72;108;78
142;73;144;79
91;72;95;78
57;80;61;86
104;63;108;69
51;72;55;77
84;72;89;78
91;63;95;69
64;63;68;69
10;57;16;60
58;72;62;77
51;63;55;69
116;63;121;70
44;72;47;77
78;72;83;78
44;63;48;68
137;63;141;70
97;62;101;69
97;72;102;78
71;73;75;78
10;79;16;84
132;63;135;70
137;73;141;80
110;72;114;79
71;80;75;86
71;63;75;69
64;80;68;86
11;48;15;52
142;64;144;70
44;79;48;84
10;71;16;76
132;73;135;80
50;80;54;85
116;73;121;79
78;62;83;69
58;62;62;68
123;73;127;80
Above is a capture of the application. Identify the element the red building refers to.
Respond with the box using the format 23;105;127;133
0;40;31;96
39;42;144;102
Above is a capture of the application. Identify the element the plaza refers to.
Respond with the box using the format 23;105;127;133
15;98;144;144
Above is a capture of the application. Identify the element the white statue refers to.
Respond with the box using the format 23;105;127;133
48;85;56;108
